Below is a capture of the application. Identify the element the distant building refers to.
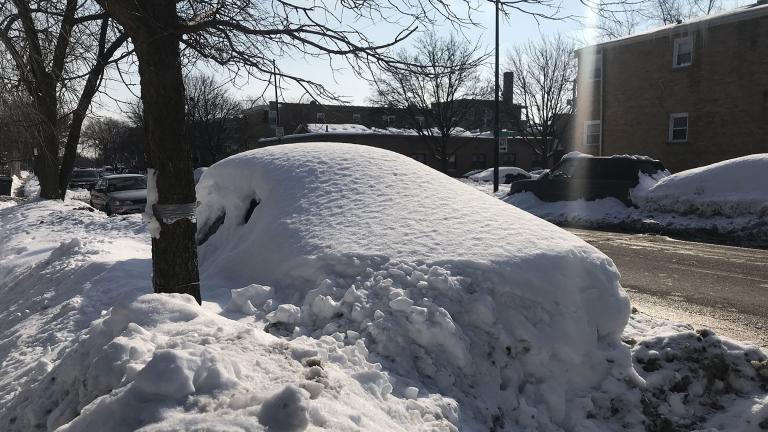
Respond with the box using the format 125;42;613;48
571;2;768;172
243;72;534;174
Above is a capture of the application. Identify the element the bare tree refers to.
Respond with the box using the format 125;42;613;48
0;1;129;198
185;74;242;166
508;34;575;168
81;117;143;169
594;0;721;40
93;0;569;302
370;32;492;173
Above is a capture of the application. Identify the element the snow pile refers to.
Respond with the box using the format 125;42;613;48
303;123;474;137
305;123;372;134
468;166;530;182
2;145;765;431
0;200;458;431
196;142;635;430
632;154;768;218
504;192;634;226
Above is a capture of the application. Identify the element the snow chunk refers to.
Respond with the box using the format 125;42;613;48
258;385;309;431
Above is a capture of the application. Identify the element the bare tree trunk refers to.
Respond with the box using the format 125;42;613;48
120;1;201;303
35;77;61;199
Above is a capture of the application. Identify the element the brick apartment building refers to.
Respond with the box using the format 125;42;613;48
244;72;536;174
571;2;768;172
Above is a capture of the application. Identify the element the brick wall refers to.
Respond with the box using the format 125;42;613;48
255;133;539;175
572;9;768;172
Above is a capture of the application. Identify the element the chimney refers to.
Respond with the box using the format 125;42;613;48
502;72;514;106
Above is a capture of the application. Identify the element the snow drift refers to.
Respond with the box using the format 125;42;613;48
632;154;768;218
196;142;634;430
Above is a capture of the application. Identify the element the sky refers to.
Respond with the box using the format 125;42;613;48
91;0;743;120
92;0;596;119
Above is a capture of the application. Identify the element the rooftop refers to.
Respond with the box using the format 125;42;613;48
577;2;768;52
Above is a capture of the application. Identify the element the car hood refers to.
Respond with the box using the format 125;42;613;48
108;189;147;201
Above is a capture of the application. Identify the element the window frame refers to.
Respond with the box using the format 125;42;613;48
583;120;601;147
672;36;693;68
668;112;689;143
352;113;361;123
591;51;603;80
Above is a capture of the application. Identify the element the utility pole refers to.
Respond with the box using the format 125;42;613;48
493;0;500;192
273;59;281;141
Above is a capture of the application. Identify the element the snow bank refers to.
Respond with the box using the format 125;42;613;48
0;201;458;432
196;142;634;430
468;166;529;182
632;154;768;218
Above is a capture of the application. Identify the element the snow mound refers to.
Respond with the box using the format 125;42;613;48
468;166;529;182
632;154;768;218
196;142;633;430
0;201;458;432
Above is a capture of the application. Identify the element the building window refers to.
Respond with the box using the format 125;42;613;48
669;113;689;142
268;110;277;126
673;37;693;68
352;113;361;123
316;112;326;122
415;116;425;127
592;51;603;80
410;153;427;163
471;153;487;169
501;153;516;166
382;115;396;125
584;121;601;147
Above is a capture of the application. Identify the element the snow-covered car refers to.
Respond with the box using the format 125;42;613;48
89;174;147;215
468;166;532;184
68;168;100;190
460;169;484;178
509;155;667;205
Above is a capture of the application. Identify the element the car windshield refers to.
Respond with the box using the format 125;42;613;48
107;177;146;192
72;169;98;179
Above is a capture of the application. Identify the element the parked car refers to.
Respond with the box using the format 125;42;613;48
461;169;485;178
508;155;667;205
469;166;532;184
90;174;147;215
68;168;100;190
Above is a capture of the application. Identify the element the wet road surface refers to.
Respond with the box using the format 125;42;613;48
567;228;768;348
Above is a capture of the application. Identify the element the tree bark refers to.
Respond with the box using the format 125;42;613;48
35;76;61;199
137;26;201;303
100;0;201;303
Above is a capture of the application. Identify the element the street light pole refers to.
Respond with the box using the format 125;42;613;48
493;0;500;192
273;59;281;129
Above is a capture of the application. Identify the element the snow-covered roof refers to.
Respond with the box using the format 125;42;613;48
578;2;768;51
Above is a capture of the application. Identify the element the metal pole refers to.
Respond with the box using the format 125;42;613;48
493;0;500;192
273;59;280;130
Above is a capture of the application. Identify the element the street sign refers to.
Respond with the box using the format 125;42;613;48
499;138;508;153
275;127;284;138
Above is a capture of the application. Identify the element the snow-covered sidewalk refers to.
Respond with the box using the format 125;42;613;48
1;145;766;431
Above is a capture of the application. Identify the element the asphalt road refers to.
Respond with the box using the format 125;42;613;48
567;228;768;349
